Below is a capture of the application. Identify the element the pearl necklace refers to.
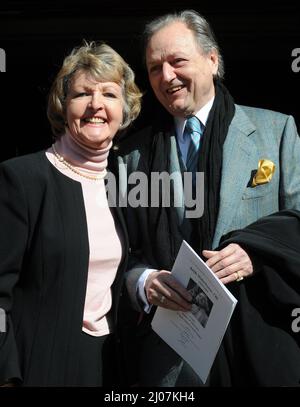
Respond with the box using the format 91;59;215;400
52;144;107;181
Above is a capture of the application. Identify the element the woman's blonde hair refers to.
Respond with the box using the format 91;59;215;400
47;41;142;137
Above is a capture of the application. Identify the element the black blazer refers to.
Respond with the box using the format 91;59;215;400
0;151;129;386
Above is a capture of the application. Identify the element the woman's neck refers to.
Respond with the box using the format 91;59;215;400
54;130;112;173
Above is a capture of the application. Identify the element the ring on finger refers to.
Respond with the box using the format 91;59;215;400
235;271;244;282
160;295;166;304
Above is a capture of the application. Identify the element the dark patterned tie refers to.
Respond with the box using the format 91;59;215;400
184;116;204;183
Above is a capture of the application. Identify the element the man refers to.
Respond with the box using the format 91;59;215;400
115;10;300;386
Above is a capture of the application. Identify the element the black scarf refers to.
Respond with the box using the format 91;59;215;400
147;81;235;270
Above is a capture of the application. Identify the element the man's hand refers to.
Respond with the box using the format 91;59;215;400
145;270;192;311
203;243;253;284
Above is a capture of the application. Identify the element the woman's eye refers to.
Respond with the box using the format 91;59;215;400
71;92;90;99
104;92;117;98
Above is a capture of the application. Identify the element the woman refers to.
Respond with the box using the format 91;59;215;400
0;41;142;386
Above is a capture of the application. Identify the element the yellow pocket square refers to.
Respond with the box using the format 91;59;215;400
252;159;275;187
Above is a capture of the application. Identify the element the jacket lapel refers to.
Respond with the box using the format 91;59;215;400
212;105;257;248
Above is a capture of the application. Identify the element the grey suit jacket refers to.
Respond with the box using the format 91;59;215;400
117;104;300;310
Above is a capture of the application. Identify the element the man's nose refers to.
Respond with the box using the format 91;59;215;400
162;62;176;82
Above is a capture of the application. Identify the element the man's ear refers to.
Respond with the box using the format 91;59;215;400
209;50;219;76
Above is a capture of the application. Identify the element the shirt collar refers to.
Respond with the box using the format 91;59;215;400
175;97;215;142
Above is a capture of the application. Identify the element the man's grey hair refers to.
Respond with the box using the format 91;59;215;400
143;9;224;80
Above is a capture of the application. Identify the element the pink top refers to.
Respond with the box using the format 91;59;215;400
46;131;122;337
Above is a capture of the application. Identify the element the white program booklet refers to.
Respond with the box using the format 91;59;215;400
151;240;237;383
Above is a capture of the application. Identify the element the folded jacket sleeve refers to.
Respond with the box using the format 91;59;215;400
0;162;29;384
212;210;300;386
